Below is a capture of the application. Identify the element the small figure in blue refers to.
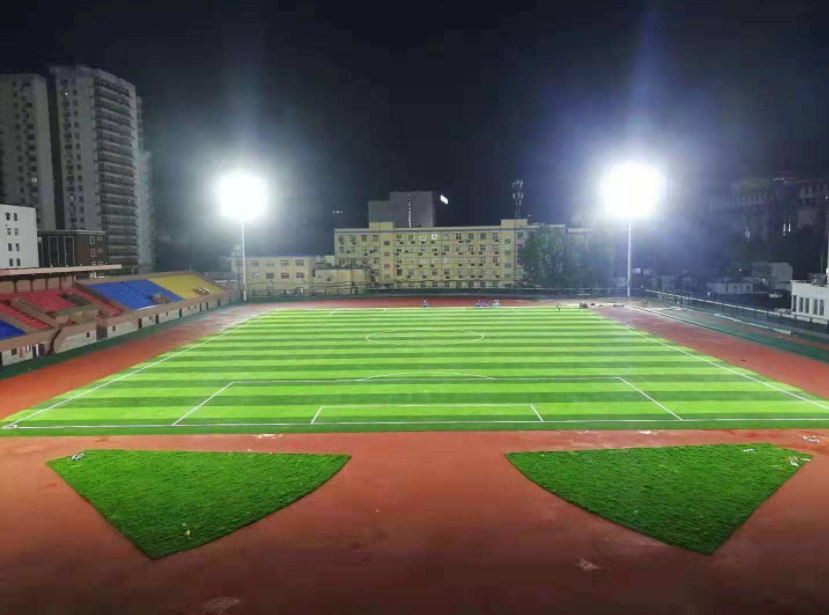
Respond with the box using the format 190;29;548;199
422;299;429;308
493;299;500;308
475;299;481;308
483;299;488;308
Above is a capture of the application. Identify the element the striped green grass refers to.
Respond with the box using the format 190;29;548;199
4;306;829;436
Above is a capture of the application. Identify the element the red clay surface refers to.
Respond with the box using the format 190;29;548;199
2;430;829;615
3;298;829;615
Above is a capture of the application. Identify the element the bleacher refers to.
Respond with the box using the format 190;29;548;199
92;280;183;310
67;287;123;317
14;290;78;314
150;274;224;299
0;301;50;330
0;320;24;340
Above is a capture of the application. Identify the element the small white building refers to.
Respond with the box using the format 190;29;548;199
790;280;828;320
751;262;793;291
706;280;754;295
1;204;38;268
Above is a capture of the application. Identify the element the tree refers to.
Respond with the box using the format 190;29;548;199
519;226;614;288
518;225;567;287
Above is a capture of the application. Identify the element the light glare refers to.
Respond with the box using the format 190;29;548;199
600;162;666;219
217;171;267;223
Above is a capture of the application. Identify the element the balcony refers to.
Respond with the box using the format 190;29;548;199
98;142;134;158
100;196;137;209
99;185;135;198
94;99;132;120
108;236;139;246
96;130;133;148
94;77;130;98
97;120;133;138
99;162;135;178
97;151;134;167
94;87;132;111
99;174;136;189
95;111;132;128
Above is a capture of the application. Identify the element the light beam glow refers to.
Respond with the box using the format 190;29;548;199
600;161;666;219
217;171;267;223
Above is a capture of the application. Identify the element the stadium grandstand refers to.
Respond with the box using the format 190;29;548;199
0;266;230;367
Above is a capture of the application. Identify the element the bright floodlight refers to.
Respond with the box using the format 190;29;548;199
600;161;666;219
217;171;267;223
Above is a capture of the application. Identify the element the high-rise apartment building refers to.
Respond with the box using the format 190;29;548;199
368;191;448;228
48;65;153;271
0;75;57;231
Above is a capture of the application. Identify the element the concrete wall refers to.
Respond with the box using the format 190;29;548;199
1;345;34;366
100;320;138;339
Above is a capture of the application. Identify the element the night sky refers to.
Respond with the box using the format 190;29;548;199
2;1;827;269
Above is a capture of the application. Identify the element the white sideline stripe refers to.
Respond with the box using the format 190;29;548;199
608;313;829;412
321;403;539;408
3;311;273;429
10;416;829;430
172;382;234;426
530;404;544;422
311;406;323;424
618;376;683;421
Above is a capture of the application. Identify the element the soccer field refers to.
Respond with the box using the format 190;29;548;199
4;306;829;435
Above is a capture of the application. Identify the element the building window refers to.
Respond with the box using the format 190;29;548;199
821;300;826;317
296;272;305;279
280;272;289;279
792;295;797;310
266;273;274;280
295;259;304;266
281;259;289;266
250;260;259;267
431;233;438;241
804;298;810;313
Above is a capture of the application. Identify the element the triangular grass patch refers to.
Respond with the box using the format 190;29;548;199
507;443;809;554
48;449;349;559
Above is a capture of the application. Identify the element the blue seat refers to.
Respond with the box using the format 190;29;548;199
92;280;183;311
0;320;24;340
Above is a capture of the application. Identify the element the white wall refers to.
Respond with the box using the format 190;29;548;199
0;204;38;268
791;281;829;319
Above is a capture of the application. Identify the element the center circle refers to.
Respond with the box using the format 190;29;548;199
366;329;485;346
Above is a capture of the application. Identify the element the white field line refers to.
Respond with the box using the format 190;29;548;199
311;406;323;424
320;403;539;408
2;311;273;430
606;314;829;412
530;404;544;422
10;416;829;430
617;376;683;421
172;382;235;426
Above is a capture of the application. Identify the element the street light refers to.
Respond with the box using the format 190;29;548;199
600;161;666;298
217;170;267;301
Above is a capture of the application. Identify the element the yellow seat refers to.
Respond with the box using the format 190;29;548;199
150;275;224;299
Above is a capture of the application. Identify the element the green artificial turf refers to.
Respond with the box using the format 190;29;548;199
47;449;349;558
5;306;829;436
507;443;810;554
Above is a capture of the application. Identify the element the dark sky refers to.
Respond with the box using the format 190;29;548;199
2;0;828;268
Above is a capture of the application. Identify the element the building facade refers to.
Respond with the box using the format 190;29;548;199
1;204;38;268
37;229;108;268
0;74;57;230
334;218;536;288
230;254;369;294
48;65;153;271
368;191;447;228
710;177;829;242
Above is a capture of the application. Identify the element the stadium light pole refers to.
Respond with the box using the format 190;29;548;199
217;171;267;301
600;161;666;298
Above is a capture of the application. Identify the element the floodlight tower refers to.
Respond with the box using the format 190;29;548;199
217;171;267;302
600;162;666;298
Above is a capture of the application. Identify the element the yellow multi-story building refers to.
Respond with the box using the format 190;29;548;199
230;254;369;294
334;219;539;289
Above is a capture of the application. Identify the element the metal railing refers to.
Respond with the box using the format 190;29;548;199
241;283;628;300
644;289;829;334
